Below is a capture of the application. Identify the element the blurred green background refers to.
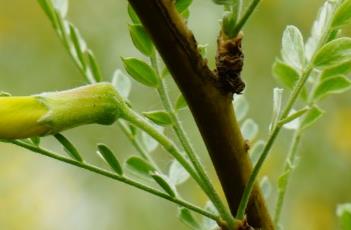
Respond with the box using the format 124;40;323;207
0;0;351;229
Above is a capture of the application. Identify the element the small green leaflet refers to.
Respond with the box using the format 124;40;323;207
97;143;123;175
277;168;291;193
272;60;308;99
222;11;238;38
175;0;193;13
175;94;188;111
300;105;324;130
241;119;259;141
30;137;41;146
54;133;83;162
122;57;160;88
112;69;132;99
151;173;177;197
321;60;351;80
271;88;284;130
178;208;201;230
305;1;334;60
281;25;306;71
168;160;190;186
332;0;351;29
127;4;140;24
69;23;87;68
37;0;56;22
233;95;249;122
53;0;68;17
138;125;164;153
260;176;272;200
273;61;300;89
250;140;265;166
313;75;351;101
337;203;351;230
142;110;173;126
125;156;156;177
313;38;351;68
87;50;102;82
129;24;154;57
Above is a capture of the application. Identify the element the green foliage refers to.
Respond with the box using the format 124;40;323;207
272;61;307;99
305;1;334;60
97;144;123;175
175;0;193;13
138;126;164;153
241;119;258;141
129;24;154;56
300;106;324;130
321;60;351;79
54;133;82;162
332;0;351;28
313;75;351;100
168;160;190;186
178;208;201;230
125;156;156;178
111;70;132;99
250;140;265;166
122;57;160;87
143;110;173;126
260;176;272;200
175;94;188;111
281;25;306;71
233;95;249;122
151;173;177;197
313;38;351;68
127;4;141;24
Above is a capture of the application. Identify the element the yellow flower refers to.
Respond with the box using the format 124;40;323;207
0;96;49;139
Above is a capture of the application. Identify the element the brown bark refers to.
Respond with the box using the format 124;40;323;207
127;0;273;229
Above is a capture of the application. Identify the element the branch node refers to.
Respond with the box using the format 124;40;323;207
216;31;245;95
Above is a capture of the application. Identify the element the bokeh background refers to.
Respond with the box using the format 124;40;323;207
1;0;351;229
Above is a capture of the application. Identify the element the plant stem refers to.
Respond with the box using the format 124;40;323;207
9;140;219;221
150;54;235;227
117;121;161;172
274;66;322;226
123;106;237;228
232;0;261;37
273;130;301;226
236;66;313;220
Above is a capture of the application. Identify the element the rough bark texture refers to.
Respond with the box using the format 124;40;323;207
127;0;274;229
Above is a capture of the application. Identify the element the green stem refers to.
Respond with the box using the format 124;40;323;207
123;105;237;228
231;0;261;37
273;130;301;227
274;67;322;226
150;54;235;227
237;0;243;19
117;121;161;172
9;139;218;221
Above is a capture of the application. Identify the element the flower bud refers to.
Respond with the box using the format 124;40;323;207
0;83;127;139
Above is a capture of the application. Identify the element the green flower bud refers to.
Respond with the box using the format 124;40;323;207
0;83;127;139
